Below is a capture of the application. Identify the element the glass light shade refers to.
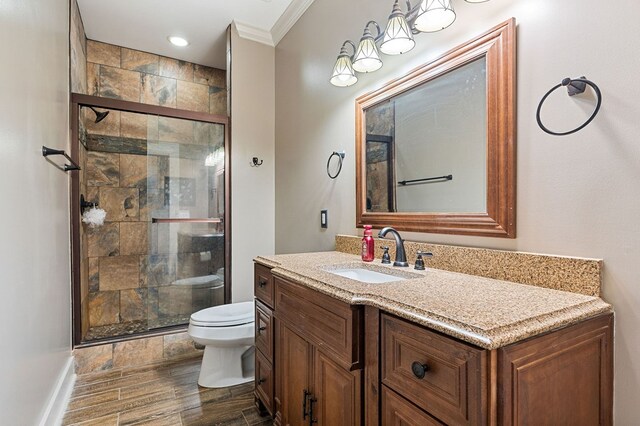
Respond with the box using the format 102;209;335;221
465;0;489;2
353;29;383;73
414;0;456;33
380;1;415;55
330;51;358;87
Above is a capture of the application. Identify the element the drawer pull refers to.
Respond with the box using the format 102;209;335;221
411;361;430;379
257;378;266;385
258;278;267;288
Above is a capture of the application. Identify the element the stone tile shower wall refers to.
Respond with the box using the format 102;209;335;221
85;40;226;114
83;139;225;339
73;30;227;341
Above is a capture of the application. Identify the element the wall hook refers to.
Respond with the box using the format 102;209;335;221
80;194;98;213
251;157;264;167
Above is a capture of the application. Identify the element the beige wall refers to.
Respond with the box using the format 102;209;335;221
275;0;640;421
0;0;72;423
230;23;276;302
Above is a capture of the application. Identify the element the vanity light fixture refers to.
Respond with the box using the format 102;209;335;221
330;0;488;87
353;21;384;73
380;0;416;55
168;36;189;47
414;0;456;33
330;41;358;87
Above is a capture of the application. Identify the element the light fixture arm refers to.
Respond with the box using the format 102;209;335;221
341;40;357;58
365;20;383;39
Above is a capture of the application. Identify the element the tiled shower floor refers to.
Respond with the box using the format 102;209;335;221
63;356;272;425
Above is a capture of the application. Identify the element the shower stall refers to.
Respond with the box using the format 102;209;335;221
70;93;230;345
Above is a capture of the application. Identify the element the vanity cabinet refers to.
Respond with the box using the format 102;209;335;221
254;265;364;425
254;262;613;426
254;264;275;415
274;276;363;425
369;311;613;426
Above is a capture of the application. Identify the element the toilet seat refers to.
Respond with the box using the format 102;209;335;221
190;301;254;327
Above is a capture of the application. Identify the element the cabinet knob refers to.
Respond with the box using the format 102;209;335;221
257;378;266;384
258;278;267;288
411;361;430;379
258;326;266;333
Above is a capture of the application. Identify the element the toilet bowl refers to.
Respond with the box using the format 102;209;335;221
188;301;255;388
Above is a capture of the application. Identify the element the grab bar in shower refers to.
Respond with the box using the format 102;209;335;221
151;218;222;224
42;146;81;172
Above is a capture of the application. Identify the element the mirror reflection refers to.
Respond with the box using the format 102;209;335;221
365;58;487;214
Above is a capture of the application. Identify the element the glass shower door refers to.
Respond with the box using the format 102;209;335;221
145;116;227;331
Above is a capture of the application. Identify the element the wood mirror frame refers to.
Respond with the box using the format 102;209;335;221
355;18;516;238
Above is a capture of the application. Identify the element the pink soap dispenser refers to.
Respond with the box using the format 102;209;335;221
361;225;375;262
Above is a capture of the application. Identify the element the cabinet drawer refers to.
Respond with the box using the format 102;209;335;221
381;314;486;425
382;386;444;426
255;300;273;360
255;349;274;415
274;277;363;368
254;264;274;308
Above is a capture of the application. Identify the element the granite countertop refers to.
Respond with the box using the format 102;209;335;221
255;251;612;350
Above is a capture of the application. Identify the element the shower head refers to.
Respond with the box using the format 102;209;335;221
88;106;110;123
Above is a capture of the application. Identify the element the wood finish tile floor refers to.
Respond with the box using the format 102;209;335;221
63;356;273;426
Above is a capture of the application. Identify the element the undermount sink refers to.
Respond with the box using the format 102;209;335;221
327;267;408;284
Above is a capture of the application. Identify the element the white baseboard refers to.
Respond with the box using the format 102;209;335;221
39;356;76;426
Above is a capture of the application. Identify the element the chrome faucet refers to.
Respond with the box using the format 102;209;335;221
378;227;408;267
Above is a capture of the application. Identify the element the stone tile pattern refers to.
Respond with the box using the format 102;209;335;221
65;355;271;425
73;332;200;375
335;234;603;296
84;146;224;334
255;251;612;350
70;0;87;95
76;34;227;339
86;40;226;115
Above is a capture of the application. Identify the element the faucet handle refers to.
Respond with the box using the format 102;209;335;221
381;246;391;264
414;251;433;270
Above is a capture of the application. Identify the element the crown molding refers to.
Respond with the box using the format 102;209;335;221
234;20;275;46
271;0;315;46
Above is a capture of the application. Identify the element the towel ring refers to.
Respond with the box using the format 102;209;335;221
536;77;602;136
327;151;345;179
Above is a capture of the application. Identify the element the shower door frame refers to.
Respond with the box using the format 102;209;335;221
70;93;231;347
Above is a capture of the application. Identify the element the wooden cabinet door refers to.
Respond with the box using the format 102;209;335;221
276;320;312;426
312;348;362;425
498;314;613;425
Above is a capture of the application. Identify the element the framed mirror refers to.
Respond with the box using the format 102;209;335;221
356;19;516;238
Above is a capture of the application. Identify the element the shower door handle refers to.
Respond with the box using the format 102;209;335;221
151;218;222;224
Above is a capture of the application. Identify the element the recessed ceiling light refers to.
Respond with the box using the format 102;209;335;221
168;36;189;47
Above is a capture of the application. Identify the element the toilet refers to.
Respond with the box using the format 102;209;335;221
188;301;255;388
